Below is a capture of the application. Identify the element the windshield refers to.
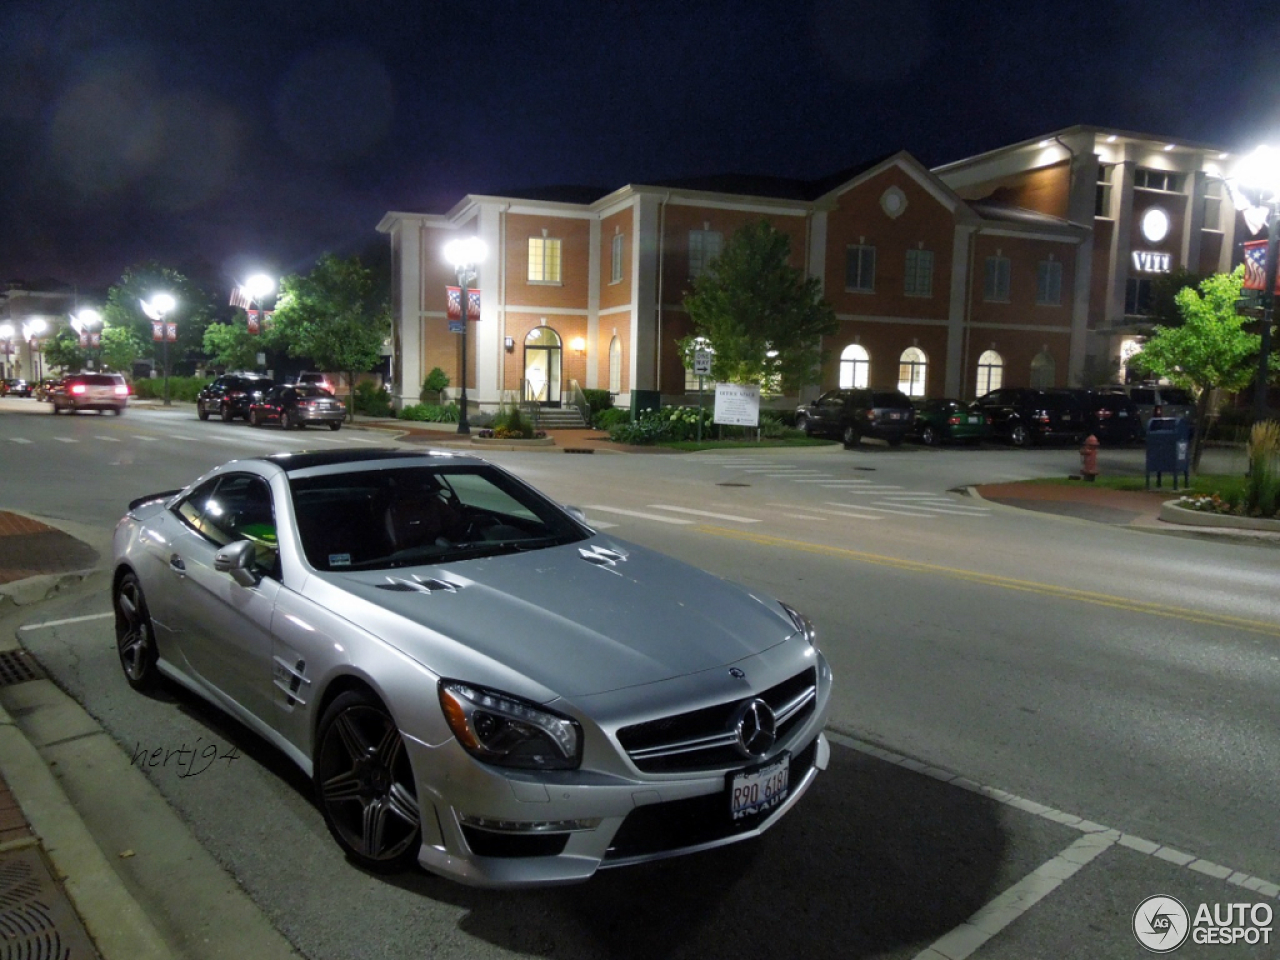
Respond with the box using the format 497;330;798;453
289;465;588;571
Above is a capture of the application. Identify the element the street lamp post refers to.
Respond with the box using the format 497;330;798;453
26;319;47;382
239;274;276;373
443;237;488;435
71;308;102;369
141;293;177;406
1236;145;1280;420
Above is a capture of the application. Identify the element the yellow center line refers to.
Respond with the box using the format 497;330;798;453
695;525;1280;638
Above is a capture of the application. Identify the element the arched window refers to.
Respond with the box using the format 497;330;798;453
1030;350;1056;389
839;344;869;389
608;336;621;394
976;349;1003;396
898;346;927;397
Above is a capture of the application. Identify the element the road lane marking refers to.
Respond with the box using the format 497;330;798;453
18;612;114;630
914;833;1117;960
767;503;886;521
8;438;33;444
825;730;1280;958
695;526;1280;637
53;437;78;443
94;436;121;442
646;505;761;523
583;505;694;524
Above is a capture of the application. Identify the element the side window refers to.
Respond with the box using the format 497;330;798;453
175;473;278;575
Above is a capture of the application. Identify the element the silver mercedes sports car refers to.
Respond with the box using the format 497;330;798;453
111;449;832;887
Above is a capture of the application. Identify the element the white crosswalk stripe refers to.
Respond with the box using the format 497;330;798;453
645;505;761;523
583;505;694;525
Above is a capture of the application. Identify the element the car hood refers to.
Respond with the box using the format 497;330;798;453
317;537;795;699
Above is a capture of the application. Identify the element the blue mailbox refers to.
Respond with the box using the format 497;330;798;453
1144;417;1191;489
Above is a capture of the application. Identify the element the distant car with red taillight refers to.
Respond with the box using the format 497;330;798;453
248;384;345;430
49;372;130;415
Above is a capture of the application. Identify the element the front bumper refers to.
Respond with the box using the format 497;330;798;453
403;657;834;888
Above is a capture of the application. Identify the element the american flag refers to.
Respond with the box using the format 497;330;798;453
229;286;252;310
1243;240;1276;293
446;286;481;321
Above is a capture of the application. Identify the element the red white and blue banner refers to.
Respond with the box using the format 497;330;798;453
446;286;481;322
1242;240;1280;294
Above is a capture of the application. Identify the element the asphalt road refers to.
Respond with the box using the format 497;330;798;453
2;397;1278;959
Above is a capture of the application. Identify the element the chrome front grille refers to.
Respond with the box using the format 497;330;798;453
616;668;817;773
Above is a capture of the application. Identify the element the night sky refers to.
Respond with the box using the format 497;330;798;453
3;0;1278;293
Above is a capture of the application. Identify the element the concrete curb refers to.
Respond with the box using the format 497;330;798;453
0;699;171;960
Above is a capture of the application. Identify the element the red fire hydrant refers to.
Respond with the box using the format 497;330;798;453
1079;434;1099;481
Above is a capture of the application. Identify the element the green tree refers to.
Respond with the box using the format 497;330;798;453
101;325;145;376
42;328;87;374
1136;266;1263;468
679;221;837;393
202;320;264;373
269;254;390;419
1146;267;1206;328
101;263;218;376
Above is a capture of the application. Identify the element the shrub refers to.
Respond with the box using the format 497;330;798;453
353;380;393;417
132;376;209;403
593;407;631;430
1245;419;1280;517
399;402;459;422
582;389;613;420
608;405;714;445
420;367;450;403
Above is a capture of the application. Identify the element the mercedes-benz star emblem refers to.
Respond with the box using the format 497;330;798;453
728;667;746;679
732;698;778;759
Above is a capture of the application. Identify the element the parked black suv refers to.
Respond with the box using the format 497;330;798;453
1070;389;1143;444
796;388;916;447
196;373;275;422
973;388;1085;447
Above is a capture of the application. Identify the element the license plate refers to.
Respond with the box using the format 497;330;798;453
730;754;789;820
969;416;982;424
887;412;901;420
1118;410;1128;417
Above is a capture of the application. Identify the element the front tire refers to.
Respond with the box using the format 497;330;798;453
314;690;421;873
328;421;341;431
113;572;159;692
921;425;938;446
281;410;295;430
795;414;810;436
197;400;210;421
1009;423;1030;447
249;409;262;427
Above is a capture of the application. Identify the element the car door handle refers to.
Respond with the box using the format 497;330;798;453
169;554;186;575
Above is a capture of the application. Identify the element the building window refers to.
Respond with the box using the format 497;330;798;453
528;237;562;283
1134;169;1185;193
608;336;621;394
1030;350;1056;389
904;249;934;297
845;244;876;292
898;347;927;397
839;344;869;388
1202;179;1222;230
976;350;1003;395
1036;259;1063;305
610;234;624;284
1125;277;1154;315
984;255;1011;302
1095;163;1114;217
689;230;723;279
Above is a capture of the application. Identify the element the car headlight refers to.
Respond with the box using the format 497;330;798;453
438;681;581;770
780;602;818;650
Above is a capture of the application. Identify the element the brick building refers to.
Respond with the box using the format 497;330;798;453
378;126;1240;415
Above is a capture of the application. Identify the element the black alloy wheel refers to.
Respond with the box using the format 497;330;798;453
921;424;939;446
841;424;860;448
113;572;159;691
1009;423;1030;447
795;414;809;436
314;691;421;872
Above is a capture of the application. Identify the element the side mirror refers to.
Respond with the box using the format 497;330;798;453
215;539;261;587
564;505;590;527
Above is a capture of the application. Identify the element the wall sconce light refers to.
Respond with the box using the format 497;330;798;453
570;336;586;356
504;336;515;352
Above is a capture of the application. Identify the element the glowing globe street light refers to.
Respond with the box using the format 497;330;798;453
71;308;102;369
443;237;487;435
1236;144;1280;419
141;293;177;406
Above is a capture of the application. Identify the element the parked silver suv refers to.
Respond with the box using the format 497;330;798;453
50;372;130;415
1107;383;1194;428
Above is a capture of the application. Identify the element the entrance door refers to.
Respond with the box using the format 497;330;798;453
523;327;562;407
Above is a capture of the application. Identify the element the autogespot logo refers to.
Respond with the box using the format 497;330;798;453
1133;895;1190;953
